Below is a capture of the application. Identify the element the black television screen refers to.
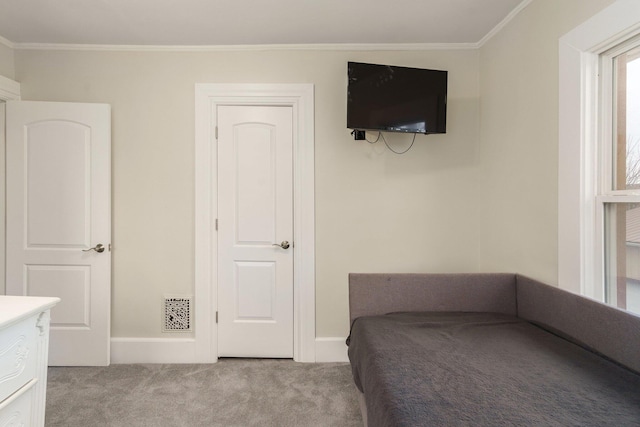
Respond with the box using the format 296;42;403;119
347;62;447;135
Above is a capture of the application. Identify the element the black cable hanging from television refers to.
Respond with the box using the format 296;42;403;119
365;132;381;144
380;132;417;155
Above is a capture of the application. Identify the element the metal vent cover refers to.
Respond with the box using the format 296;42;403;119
163;295;193;332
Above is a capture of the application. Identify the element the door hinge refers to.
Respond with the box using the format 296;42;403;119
216;311;218;323
215;126;218;140
215;218;218;231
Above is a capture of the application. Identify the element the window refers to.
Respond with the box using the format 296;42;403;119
558;1;640;314
601;39;640;314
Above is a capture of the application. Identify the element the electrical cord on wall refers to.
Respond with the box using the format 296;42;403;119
382;132;416;154
365;132;381;144
365;131;417;154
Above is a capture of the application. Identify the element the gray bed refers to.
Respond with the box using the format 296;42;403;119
347;273;640;427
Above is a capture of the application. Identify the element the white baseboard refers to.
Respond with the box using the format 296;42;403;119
315;337;349;362
111;336;348;364
110;337;198;364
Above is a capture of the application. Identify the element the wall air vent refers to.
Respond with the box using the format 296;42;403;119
163;295;193;332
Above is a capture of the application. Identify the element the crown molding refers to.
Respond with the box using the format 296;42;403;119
11;42;480;52
0;1;534;53
477;0;534;48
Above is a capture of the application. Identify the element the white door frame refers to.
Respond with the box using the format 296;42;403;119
0;75;20;296
194;83;315;362
0;74;21;102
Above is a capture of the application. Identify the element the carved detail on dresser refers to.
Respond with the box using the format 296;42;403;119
0;411;26;427
0;336;28;385
0;296;58;427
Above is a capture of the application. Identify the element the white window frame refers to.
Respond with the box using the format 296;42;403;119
597;37;640;307
559;0;640;298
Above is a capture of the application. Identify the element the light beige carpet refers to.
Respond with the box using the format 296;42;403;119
46;359;362;427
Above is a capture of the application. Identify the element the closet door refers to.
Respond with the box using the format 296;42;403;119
217;105;294;358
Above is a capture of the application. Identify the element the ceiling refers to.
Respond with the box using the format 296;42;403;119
0;0;527;47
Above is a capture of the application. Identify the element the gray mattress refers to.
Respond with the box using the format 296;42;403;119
347;312;640;427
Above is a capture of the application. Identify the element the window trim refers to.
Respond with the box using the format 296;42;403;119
558;0;640;298
600;35;640;197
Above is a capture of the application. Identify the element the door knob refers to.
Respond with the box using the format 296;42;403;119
83;244;105;253
272;241;290;249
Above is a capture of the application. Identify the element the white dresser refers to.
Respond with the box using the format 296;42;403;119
0;296;59;427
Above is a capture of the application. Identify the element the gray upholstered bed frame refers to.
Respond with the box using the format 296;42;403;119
349;273;640;372
348;273;640;426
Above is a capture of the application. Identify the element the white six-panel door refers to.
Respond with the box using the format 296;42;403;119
6;101;111;366
217;105;294;358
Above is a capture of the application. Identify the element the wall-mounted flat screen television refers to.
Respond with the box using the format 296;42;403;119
347;62;447;135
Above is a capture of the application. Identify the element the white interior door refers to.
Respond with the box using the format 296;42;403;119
6;100;111;366
217;105;294;358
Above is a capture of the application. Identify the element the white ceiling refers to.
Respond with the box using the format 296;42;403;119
0;0;527;47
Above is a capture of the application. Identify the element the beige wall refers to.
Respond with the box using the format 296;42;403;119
477;0;614;285
0;42;14;79
6;0;621;342
14;48;481;338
